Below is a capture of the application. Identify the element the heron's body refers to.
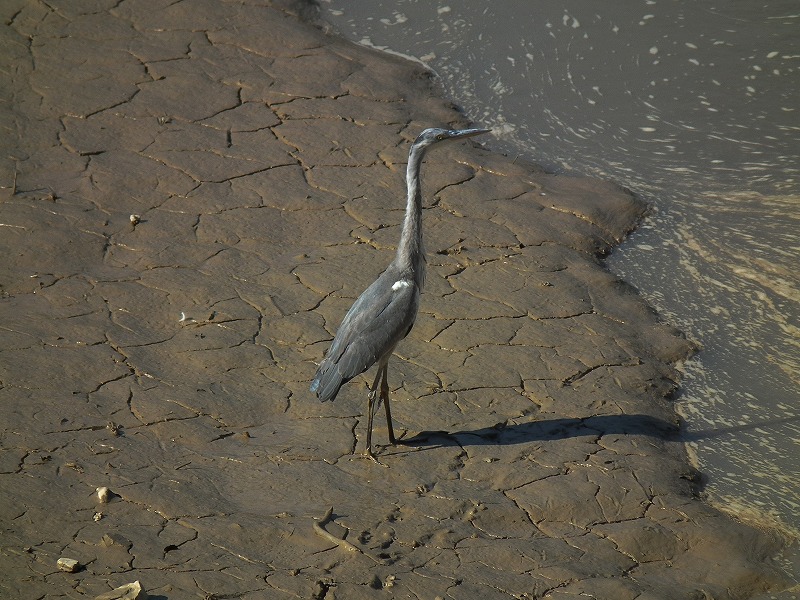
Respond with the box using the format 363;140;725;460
310;264;420;404
310;126;489;461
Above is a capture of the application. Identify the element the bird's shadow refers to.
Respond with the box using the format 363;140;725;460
397;412;800;449
398;413;677;449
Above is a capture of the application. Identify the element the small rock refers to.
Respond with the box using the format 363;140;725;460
95;581;147;600
57;557;80;572
96;486;112;503
129;214;141;226
93;512;103;522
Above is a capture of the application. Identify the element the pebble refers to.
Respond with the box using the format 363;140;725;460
94;581;146;600
57;557;79;572
96;486;112;503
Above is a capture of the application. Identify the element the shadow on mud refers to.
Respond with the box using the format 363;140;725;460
400;413;677;448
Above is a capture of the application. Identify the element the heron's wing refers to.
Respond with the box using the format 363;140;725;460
312;274;419;402
328;272;408;357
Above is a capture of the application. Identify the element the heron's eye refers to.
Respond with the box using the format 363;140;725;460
436;134;445;141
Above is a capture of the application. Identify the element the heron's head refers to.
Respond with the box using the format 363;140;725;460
412;127;491;152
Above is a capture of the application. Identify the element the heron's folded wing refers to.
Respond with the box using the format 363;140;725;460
335;282;418;378
314;278;418;400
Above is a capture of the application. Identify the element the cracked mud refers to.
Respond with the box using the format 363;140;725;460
0;1;792;599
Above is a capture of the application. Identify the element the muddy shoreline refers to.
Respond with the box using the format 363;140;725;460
0;0;793;598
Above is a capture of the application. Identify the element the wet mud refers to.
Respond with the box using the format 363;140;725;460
0;0;793;598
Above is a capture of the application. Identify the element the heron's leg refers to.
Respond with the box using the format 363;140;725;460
364;367;383;462
381;364;396;445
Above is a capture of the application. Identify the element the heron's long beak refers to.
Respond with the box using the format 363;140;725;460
452;128;491;139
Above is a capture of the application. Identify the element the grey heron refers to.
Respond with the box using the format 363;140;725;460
310;126;490;462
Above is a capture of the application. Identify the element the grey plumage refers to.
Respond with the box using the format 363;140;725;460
310;126;490;461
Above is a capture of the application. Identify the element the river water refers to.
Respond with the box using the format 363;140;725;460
320;0;800;542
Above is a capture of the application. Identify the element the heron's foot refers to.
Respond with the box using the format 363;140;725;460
362;448;388;467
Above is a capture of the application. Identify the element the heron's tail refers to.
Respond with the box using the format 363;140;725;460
310;364;343;402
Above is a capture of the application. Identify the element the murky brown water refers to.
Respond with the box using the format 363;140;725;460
322;0;800;538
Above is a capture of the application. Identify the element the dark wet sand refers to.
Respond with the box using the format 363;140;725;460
0;0;795;598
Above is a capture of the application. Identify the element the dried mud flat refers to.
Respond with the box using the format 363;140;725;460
0;1;794;598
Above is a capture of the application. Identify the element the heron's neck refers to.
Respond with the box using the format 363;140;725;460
396;146;426;287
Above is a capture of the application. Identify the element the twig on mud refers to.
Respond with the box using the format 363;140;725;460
312;507;362;554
